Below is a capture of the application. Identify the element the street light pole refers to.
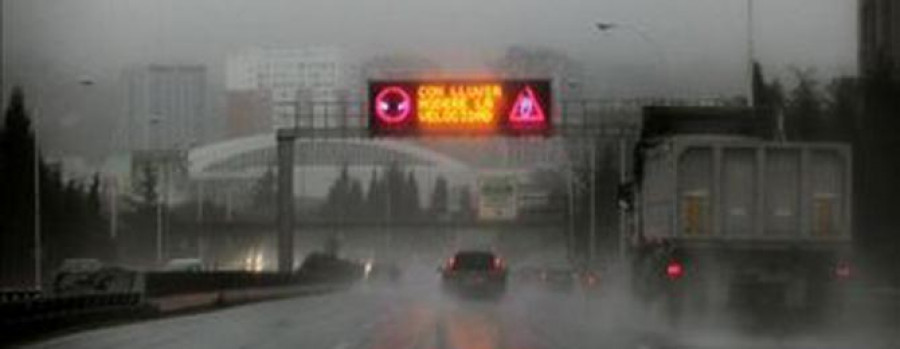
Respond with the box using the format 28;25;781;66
567;164;575;263
747;0;756;107
618;138;628;262
109;177;119;242
593;22;647;268
149;117;164;265
29;77;95;289
156;165;165;265
595;22;668;93
33;108;42;291
588;139;597;266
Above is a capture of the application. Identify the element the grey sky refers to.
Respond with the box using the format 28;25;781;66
2;0;857;160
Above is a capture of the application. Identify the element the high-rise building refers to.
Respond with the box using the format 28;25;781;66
225;47;358;131
860;0;900;79
225;90;270;137
124;64;209;150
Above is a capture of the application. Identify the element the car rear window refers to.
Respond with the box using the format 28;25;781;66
453;252;496;270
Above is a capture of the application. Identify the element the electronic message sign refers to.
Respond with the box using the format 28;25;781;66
369;80;552;136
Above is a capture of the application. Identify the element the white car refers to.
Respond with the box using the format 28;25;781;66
163;258;205;272
58;258;104;273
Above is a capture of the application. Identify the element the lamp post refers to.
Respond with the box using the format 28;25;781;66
32;77;95;290
148;116;165;265
595;22;668;94
593;22;656;266
33;108;42;290
746;0;756;107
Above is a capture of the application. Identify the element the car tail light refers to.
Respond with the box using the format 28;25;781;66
665;261;684;280
445;257;456;271
584;272;598;286
493;257;504;271
834;261;852;280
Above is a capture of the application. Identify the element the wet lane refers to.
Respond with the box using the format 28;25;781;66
24;268;900;349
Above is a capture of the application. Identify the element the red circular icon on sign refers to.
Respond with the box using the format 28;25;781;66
374;86;412;124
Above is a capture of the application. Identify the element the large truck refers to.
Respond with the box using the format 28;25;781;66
627;106;854;322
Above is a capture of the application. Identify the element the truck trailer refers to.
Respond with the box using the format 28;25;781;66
628;106;854;324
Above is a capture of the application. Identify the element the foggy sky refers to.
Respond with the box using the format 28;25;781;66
2;0;857;162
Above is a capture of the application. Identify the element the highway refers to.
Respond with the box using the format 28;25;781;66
24;266;900;349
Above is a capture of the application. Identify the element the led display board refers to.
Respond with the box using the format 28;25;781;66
369;80;552;136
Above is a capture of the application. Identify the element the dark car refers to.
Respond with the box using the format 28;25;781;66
364;260;402;284
298;252;364;283
440;250;508;299
513;266;544;285
540;268;579;293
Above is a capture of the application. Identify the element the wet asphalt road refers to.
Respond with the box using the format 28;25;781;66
24;267;900;349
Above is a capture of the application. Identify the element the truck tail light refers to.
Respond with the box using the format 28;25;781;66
666;261;684;280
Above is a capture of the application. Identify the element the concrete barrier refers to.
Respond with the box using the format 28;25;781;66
2;268;363;345
0;292;148;345
147;282;349;313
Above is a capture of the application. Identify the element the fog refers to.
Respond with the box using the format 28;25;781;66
2;0;857;160
4;2;898;347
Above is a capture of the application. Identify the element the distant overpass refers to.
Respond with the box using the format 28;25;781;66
188;133;473;180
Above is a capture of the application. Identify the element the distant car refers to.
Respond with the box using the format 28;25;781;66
163;258;205;272
578;269;601;292
298;252;364;283
513;266;544;285
440;250;508;299
52;259;138;295
58;258;103;274
52;259;105;295
364;260;402;283
540;268;579;293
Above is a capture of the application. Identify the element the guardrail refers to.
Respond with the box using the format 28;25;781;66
143;271;306;297
1;292;147;344
2;267;364;345
0;290;42;303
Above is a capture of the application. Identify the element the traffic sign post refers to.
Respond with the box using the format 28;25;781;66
272;84;679;273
